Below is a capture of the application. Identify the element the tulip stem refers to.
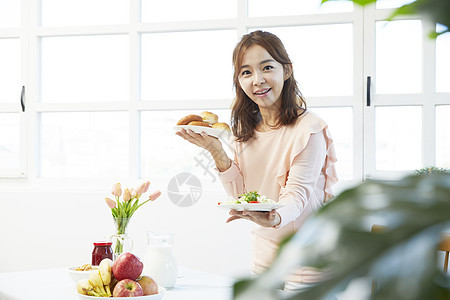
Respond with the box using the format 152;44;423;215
113;217;131;256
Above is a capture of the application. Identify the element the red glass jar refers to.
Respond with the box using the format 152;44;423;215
92;241;113;266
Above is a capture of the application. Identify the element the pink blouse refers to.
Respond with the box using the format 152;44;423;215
218;111;338;283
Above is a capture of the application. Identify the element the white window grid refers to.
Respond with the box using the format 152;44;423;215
0;0;448;189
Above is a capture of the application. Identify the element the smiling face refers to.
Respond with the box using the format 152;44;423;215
237;44;290;110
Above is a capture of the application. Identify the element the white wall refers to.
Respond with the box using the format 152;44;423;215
0;185;253;279
0;175;355;279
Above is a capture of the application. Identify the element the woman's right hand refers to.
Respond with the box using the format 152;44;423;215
175;128;220;151
175;129;232;172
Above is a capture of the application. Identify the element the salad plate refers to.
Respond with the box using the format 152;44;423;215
218;203;285;212
218;191;284;212
174;125;230;139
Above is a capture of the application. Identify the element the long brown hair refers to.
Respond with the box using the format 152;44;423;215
231;30;307;142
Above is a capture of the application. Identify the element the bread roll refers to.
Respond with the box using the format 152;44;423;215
187;121;211;127
200;111;218;125
177;114;203;125
212;122;231;133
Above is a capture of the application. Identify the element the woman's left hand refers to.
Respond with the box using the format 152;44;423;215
226;209;281;227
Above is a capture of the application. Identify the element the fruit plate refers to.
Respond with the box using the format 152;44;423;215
174;125;230;139
218;203;285;212
77;286;166;300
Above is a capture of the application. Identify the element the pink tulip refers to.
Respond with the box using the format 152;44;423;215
148;190;161;201
105;197;116;209
135;182;147;196
111;183;122;197
123;188;131;202
143;181;150;193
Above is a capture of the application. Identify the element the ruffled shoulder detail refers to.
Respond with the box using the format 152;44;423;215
275;111;338;203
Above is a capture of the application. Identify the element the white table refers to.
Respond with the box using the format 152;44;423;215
0;266;234;300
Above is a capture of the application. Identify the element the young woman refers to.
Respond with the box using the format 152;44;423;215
176;30;337;287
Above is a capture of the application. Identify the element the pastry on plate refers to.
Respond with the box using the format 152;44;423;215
187;121;211;127
200;111;218;125
212;122;231;133
177;114;202;126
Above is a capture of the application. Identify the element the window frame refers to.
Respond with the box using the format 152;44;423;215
0;1;30;179
0;0;448;190
362;5;449;180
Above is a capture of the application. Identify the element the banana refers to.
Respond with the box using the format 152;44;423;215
77;279;101;297
88;269;108;296
99;258;114;296
77;279;92;295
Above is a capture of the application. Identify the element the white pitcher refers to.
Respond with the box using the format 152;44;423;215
142;232;178;289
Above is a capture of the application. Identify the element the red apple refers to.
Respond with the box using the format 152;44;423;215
137;275;159;295
113;279;144;297
112;252;144;281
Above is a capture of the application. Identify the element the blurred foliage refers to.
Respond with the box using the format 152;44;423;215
322;0;450;37
233;174;450;300
415;166;450;176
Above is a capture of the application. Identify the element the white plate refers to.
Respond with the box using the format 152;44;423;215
67;267;96;283
218;203;285;212
174;125;230;139
77;286;166;300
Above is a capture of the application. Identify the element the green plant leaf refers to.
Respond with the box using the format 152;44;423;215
233;174;450;300
321;0;450;36
387;0;450;36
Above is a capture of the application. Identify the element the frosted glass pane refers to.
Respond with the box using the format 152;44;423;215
258;25;353;97
40;112;129;178
40;0;128;26
436;32;450;93
376;20;422;94
141;109;231;181
41;35;129;102
142;0;236;22
376;0;415;9
0;38;21;103
375;106;422;170
436;105;450;169
0;0;20;27
310;107;353;180
0;113;20;169
249;0;352;17
141;31;235;101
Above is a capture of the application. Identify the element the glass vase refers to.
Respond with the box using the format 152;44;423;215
111;217;134;260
